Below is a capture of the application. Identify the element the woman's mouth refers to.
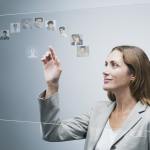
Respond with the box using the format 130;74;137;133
104;79;112;84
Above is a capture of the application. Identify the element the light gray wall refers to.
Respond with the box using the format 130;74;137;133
0;1;150;150
1;0;150;15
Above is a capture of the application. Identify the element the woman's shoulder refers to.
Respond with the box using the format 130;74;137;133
143;105;150;124
92;100;114;110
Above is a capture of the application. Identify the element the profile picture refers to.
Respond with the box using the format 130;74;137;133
34;17;44;28
71;34;83;45
45;20;56;31
0;30;10;40
10;22;20;33
77;45;89;57
21;18;33;29
59;26;68;37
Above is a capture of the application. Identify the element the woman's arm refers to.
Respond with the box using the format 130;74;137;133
39;47;91;141
38;90;91;142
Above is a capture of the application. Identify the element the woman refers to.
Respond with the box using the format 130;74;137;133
38;45;150;150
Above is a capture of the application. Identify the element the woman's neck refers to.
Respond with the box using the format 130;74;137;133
113;88;137;114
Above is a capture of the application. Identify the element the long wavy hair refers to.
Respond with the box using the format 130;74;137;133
107;45;150;105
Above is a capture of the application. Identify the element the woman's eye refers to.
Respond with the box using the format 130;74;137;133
104;62;119;68
112;63;118;67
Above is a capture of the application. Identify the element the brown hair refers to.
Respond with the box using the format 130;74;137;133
107;45;150;105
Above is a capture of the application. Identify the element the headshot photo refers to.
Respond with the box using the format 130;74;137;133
10;22;20;33
71;34;83;45
59;26;68;37
34;17;44;28
0;30;10;40
45;20;56;31
77;45;89;57
21;18;33;29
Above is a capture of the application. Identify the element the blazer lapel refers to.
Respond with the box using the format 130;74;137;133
112;101;147;146
89;102;116;150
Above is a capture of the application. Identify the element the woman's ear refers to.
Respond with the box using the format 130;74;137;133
129;76;136;85
130;75;136;81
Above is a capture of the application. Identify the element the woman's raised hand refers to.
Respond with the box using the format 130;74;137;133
41;47;62;87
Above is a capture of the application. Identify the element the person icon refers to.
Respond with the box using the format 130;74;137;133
46;20;56;31
71;34;83;45
28;48;38;58
0;30;10;40
59;26;68;37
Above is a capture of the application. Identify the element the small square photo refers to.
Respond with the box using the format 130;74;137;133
10;22;20;33
0;30;10;40
59;26;68;37
21;18;33;29
77;46;89;57
71;34;83;45
45;20;56;31
34;17;44;28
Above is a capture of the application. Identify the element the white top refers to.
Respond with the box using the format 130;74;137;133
95;119;120;150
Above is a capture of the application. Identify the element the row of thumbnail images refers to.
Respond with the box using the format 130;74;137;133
0;17;89;57
27;45;89;58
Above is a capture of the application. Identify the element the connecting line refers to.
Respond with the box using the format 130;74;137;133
0;118;150;137
0;118;61;126
0;10;52;17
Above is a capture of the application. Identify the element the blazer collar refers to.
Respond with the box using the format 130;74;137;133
92;100;147;149
112;100;147;145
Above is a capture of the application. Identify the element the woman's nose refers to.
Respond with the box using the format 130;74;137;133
103;71;109;76
103;67;110;76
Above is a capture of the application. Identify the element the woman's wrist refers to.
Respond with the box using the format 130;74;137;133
45;82;59;98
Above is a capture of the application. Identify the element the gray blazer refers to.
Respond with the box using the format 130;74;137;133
38;90;150;150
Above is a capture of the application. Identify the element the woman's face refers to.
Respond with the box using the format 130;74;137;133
72;36;80;42
103;50;133;92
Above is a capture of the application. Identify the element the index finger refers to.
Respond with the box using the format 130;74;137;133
48;47;56;61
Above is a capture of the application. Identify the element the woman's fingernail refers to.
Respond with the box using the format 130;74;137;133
48;45;53;49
